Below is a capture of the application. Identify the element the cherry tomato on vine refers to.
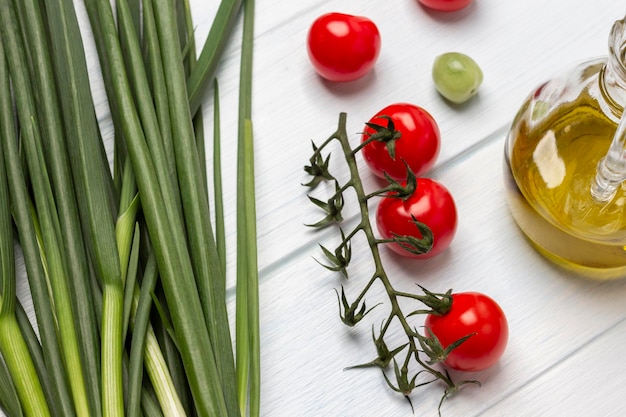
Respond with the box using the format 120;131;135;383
425;292;508;372
418;0;473;12
361;103;440;181
376;178;456;258
307;12;381;82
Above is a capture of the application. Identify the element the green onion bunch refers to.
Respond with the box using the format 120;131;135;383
0;0;259;416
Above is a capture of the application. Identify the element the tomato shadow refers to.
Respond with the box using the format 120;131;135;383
415;0;477;23
380;242;456;282
446;359;504;385
315;69;380;97
441;91;484;112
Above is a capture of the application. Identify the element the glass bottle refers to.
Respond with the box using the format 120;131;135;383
504;15;626;279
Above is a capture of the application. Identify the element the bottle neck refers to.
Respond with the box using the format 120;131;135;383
601;17;626;118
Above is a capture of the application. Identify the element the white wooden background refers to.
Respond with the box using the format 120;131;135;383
14;1;626;417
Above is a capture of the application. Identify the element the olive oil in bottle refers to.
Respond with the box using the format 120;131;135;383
504;24;626;279
505;103;626;278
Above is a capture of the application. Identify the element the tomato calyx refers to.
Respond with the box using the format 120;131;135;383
382;359;420;414
379;216;434;255
305;180;344;227
303;141;333;188
417;327;475;366
360;115;402;160
383;353;479;417
409;285;453;316
366;160;417;200
335;286;381;327
316;228;352;277
345;325;408;369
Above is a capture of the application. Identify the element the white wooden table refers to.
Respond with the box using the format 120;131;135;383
18;1;626;416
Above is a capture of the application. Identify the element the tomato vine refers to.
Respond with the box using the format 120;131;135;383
303;112;482;415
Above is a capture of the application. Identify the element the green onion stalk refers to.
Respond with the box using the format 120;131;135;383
0;36;51;417
84;0;231;415
235;1;260;416
42;0;124;415
0;33;75;417
188;0;244;115
12;0;106;413
0;2;93;415
0;0;259;414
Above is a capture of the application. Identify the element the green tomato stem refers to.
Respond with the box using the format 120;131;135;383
331;113;421;346
307;112;479;407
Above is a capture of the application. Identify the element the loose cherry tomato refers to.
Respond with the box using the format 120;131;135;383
425;292;508;372
361;103;440;181
307;13;381;82
376;178;456;258
418;0;473;12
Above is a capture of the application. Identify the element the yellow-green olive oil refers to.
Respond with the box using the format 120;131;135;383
505;104;626;279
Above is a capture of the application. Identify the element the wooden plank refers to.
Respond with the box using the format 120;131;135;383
9;1;626;416
256;133;626;416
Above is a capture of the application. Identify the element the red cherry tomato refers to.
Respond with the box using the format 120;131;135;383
362;103;440;181
425;292;508;372
376;178;456;258
307;13;381;82
418;0;473;12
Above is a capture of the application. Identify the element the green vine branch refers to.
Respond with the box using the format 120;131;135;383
304;112;478;415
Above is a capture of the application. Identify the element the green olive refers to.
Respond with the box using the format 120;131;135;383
432;52;483;104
